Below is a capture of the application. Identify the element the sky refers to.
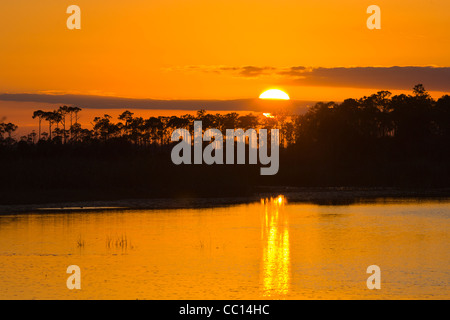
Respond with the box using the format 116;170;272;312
0;0;449;131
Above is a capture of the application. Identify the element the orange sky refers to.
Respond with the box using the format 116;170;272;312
0;0;449;131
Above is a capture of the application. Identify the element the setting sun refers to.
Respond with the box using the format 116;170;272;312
259;89;290;100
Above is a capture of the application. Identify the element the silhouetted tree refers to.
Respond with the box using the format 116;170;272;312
32;110;45;141
435;95;450;138
58;106;71;143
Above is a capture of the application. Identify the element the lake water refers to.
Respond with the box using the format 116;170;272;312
0;196;449;299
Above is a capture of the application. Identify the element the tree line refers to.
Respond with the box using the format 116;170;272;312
1;84;449;149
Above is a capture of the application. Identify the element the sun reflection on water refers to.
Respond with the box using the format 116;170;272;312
261;195;290;297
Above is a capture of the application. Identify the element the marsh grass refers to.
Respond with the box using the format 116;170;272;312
106;234;133;249
76;236;85;248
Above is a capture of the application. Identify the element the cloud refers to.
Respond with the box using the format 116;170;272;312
237;66;276;77
0;93;313;113
172;65;450;92
166;65;276;78
283;66;450;91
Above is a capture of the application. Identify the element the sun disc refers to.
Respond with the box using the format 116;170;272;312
259;89;290;100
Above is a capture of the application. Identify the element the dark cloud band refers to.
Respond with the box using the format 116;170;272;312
191;65;450;92
285;66;450;91
0;94;313;113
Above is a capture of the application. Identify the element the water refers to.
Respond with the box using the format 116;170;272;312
0;196;449;299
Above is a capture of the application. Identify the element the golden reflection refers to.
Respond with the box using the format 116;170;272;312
0;201;449;299
261;195;290;296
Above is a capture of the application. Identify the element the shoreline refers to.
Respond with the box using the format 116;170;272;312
1;187;450;214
